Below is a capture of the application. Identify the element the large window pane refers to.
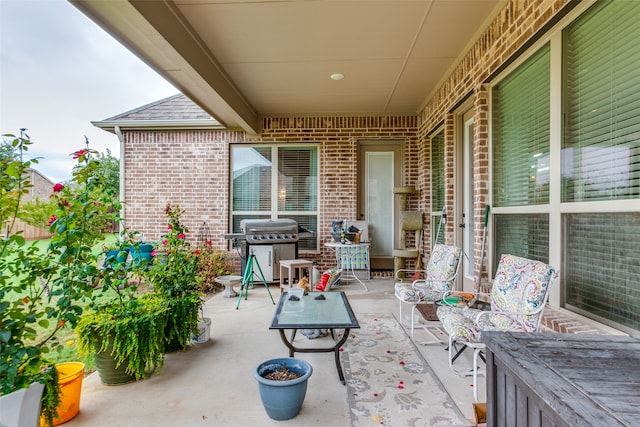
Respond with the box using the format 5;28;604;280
562;0;640;202
431;130;445;245
431;131;445;211
493;214;549;273
231;145;319;251
563;213;640;332
278;147;318;212
493;44;551;206
232;147;271;211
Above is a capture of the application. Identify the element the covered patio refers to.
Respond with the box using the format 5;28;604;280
65;279;491;426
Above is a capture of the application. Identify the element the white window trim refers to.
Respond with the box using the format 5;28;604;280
230;143;320;252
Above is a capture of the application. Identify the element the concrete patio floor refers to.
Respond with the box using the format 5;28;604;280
65;277;483;426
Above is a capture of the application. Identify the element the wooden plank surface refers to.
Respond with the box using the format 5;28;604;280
484;332;639;427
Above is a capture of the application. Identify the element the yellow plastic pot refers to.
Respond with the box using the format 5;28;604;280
41;362;84;426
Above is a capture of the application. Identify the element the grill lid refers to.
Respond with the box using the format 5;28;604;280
240;219;297;234
240;219;299;243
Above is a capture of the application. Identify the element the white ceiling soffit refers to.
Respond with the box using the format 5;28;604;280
70;0;504;135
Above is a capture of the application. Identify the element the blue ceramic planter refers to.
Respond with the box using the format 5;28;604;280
130;244;154;267
103;248;129;269
254;357;313;420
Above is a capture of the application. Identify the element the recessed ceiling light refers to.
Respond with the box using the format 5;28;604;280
330;73;344;81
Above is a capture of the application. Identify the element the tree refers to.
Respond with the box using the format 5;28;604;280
0;135;20;161
73;141;119;200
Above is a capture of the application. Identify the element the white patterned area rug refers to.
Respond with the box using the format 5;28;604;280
341;313;470;427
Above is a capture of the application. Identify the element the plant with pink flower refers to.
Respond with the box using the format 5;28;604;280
145;204;203;350
1;130;123;425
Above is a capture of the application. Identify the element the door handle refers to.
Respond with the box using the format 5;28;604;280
459;223;465;228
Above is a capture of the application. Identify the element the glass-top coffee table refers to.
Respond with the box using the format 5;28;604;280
269;291;359;384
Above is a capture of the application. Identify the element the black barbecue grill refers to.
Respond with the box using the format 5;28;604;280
236;219;300;282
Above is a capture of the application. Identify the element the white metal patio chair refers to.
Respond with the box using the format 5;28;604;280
394;244;462;344
437;254;556;401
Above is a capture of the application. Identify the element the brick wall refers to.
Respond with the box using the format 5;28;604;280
122;130;245;246
122;118;417;270
416;0;574;283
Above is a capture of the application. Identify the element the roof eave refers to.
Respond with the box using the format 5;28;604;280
92;119;226;133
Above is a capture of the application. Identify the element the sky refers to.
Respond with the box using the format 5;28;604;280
0;0;179;183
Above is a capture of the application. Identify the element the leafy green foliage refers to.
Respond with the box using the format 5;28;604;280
146;204;201;296
75;293;168;380
0;131;120;425
196;244;232;293
17;196;57;228
145;204;204;350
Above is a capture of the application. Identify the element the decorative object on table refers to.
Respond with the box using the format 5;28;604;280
254;357;313;420
331;219;360;243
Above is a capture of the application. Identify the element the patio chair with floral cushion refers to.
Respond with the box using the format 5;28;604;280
436;254;556;401
394;244;463;344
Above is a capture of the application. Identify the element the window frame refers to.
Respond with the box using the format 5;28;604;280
430;127;446;246
230;143;320;252
488;0;640;334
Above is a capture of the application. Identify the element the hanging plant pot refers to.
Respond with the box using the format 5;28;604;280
94;346;137;386
254;358;313;420
0;382;44;427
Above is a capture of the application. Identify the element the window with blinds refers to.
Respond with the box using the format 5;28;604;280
560;0;640;333
492;44;551;207
232;146;272;211
430;130;445;245
563;213;640;332
493;214;549;272
231;145;319;251
562;0;640;202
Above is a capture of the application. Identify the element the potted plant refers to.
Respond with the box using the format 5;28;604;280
75;287;168;385
253;357;313;420
1;132;121;425
101;241;129;270
146;204;203;352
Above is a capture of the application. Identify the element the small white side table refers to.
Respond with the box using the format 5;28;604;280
215;275;243;298
324;242;370;291
279;259;313;292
